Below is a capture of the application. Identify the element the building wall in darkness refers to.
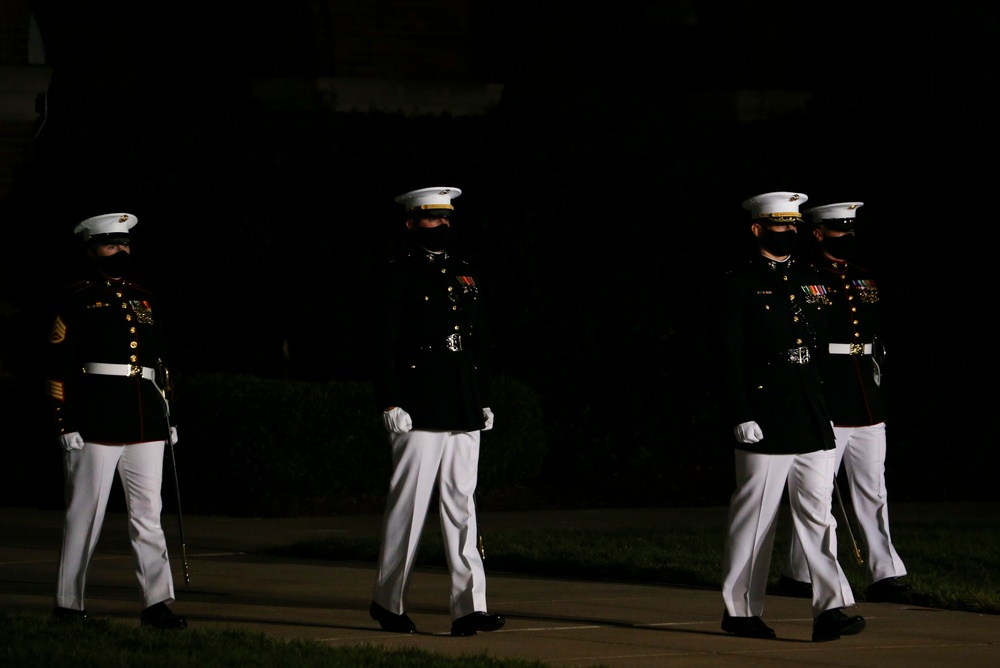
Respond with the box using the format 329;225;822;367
0;4;51;202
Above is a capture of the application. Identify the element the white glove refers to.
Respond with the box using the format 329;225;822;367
59;432;85;452
169;426;179;446
383;407;413;434
733;421;763;444
482;407;494;431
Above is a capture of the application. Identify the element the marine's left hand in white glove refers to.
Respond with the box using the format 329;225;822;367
59;431;85;452
169;426;178;446
482;407;494;431
733;420;763;444
383;407;413;434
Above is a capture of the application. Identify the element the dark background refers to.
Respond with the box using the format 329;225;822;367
2;1;998;509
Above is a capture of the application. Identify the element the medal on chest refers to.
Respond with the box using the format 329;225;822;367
130;299;155;324
456;275;478;295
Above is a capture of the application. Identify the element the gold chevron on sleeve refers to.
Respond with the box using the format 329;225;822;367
49;316;67;344
46;379;65;402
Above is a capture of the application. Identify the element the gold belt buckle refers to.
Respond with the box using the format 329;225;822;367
849;343;864;355
129;364;142;377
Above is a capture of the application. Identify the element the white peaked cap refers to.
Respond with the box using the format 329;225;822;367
73;213;138;240
741;192;808;220
394;187;462;212
804;202;864;222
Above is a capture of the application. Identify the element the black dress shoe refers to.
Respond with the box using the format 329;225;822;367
451;611;506;637
812;608;865;641
140;602;188;630
771;574;813;599
721;611;776;639
369;601;416;633
866;577;915;604
52;607;88;621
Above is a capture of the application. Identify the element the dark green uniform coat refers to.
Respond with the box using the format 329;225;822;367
373;244;492;432
46;275;173;444
716;254;836;454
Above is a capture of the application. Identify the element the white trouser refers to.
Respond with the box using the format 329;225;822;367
784;423;907;584
372;428;487;620
55;440;176;611
722;448;855;618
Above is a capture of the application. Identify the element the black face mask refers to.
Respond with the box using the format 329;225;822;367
94;251;132;278
821;234;856;261
759;228;797;257
413;225;451;252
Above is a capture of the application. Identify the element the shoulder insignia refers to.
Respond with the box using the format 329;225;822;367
67;279;94;295
125;280;150;294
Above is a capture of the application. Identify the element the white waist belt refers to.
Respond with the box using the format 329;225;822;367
828;343;873;355
83;363;156;380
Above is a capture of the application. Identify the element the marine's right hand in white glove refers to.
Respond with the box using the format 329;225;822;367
59;432;85;452
382;407;413;434
733;421;763;444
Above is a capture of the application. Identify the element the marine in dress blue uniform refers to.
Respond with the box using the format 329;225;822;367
369;187;505;637
778;202;914;604
46;213;186;629
717;192;864;642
